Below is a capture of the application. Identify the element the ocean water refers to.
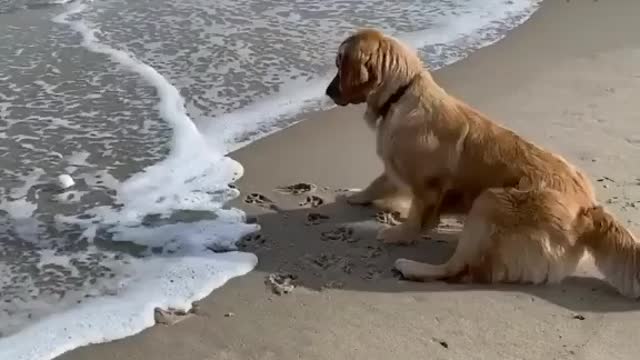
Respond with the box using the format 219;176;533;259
0;0;541;359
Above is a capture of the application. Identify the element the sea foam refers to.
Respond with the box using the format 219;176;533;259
0;3;258;360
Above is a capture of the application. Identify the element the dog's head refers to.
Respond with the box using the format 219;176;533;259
325;29;422;107
325;29;384;106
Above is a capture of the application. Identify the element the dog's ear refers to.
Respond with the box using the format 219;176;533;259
339;50;370;97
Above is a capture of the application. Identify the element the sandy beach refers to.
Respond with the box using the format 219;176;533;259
57;0;640;359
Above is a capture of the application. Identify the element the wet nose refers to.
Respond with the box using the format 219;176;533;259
325;75;340;99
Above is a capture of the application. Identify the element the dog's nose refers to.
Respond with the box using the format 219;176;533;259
325;75;340;99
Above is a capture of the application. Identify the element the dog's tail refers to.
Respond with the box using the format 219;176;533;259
577;205;640;299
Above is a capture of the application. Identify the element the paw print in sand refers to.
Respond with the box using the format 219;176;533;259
375;210;403;226
299;195;324;208
306;212;330;225
320;226;356;243
275;182;317;195
244;192;279;211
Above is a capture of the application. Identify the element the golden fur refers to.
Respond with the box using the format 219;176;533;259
325;29;640;299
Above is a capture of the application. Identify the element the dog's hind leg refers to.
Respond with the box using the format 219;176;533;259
394;209;493;281
394;186;584;284
393;187;500;280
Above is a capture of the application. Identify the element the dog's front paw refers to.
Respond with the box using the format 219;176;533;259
376;225;416;245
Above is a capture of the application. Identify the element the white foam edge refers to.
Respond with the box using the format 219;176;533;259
0;3;259;359
0;251;257;360
205;0;543;154
48;2;254;244
48;1;245;222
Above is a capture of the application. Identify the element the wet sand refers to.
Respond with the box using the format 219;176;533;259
58;0;640;359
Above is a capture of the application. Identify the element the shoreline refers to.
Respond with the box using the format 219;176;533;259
3;0;540;357
57;0;640;359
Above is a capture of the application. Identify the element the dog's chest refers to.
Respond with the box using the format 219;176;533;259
374;119;414;174
375;113;424;160
375;120;396;159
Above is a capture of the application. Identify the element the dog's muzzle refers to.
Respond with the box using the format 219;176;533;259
325;75;347;106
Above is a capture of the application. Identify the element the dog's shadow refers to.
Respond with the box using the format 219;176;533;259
231;186;640;314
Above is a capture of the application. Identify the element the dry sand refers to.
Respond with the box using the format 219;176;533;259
58;0;640;359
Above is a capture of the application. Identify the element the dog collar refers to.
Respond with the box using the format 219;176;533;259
377;77;416;119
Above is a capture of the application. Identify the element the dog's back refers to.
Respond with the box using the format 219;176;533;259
438;97;597;209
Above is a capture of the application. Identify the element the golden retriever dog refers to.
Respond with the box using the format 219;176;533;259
325;28;640;298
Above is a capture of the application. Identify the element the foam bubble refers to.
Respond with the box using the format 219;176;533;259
55;174;75;189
